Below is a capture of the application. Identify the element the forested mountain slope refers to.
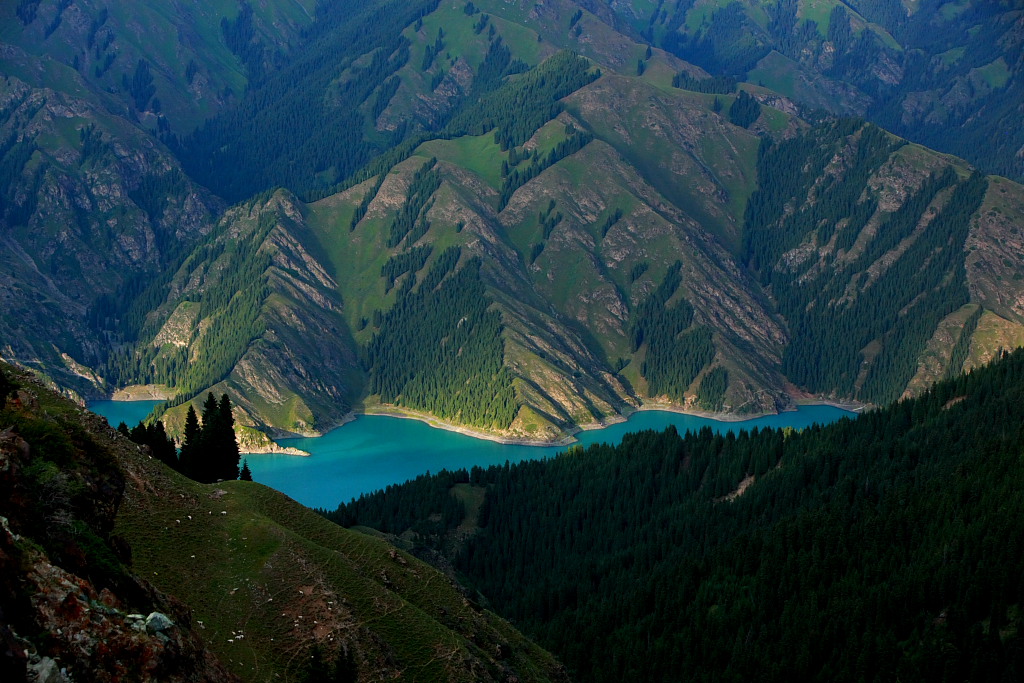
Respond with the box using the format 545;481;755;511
0;56;219;399
3;0;1024;442
1;0;316;133
331;348;1024;683
103;190;364;444
0;362;570;682
602;0;1024;183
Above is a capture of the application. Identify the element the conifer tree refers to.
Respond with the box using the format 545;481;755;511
197;392;220;483
178;405;202;479
217;393;241;481
151;420;177;468
240;459;253;482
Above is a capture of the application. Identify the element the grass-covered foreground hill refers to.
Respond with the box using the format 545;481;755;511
335;349;1024;682
0;362;569;683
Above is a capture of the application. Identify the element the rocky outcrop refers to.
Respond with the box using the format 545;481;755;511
0;370;237;682
0;363;572;683
0;65;219;398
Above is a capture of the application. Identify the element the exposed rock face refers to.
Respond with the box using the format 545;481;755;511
141;191;363;438
0;373;237;682
0;66;219;398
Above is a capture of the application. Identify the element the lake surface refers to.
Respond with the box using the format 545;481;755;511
248;406;852;509
88;401;854;510
89;400;164;429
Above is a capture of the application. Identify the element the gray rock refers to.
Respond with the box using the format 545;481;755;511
27;656;71;683
145;611;174;633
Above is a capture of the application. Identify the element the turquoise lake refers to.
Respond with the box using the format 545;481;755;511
88;400;164;428
88;401;853;510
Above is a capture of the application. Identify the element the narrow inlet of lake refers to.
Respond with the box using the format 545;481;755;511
88;402;854;510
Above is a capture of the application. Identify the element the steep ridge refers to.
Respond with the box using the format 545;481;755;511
0;56;219;400
0;362;570;682
106;191;363;445
3;0;1024;442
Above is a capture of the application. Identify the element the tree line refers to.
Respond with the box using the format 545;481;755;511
331;349;1024;682
119;392;245;484
364;249;518;429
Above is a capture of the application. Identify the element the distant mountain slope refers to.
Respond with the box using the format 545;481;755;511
0;0;316;133
3;0;1024;441
608;0;1024;182
126;66;1024;441
0;363;570;682
0;57;219;399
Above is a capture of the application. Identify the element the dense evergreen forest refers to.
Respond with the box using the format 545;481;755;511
742;120;988;404
179;0;441;201
178;0;596;204
628;262;716;401
330;350;1024;682
365;249;518;429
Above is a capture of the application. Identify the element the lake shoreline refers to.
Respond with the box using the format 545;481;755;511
322;397;865;450
92;401;855;509
90;396;864;456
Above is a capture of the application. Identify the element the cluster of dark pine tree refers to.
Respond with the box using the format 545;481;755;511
386;158;441;248
670;72;736;94
117;420;177;469
364;249;517;429
447;50;598;151
120;393;245;484
727;90;760;127
695;365;728;410
179;393;242;483
0;134;40;228
332;349;1024;682
628;262;716;400
498;127;593;209
220;1;274;83
742;120;987;404
381;244;432;293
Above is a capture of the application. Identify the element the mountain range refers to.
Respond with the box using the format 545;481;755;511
4;1;1024;681
2;0;1023;445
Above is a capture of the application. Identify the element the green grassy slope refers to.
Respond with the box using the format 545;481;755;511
0;362;567;682
113;424;568;682
0;0;315;133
